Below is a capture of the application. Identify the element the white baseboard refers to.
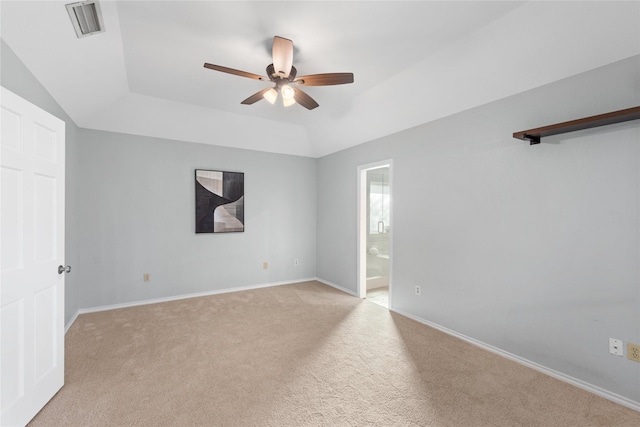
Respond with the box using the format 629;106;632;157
64;277;316;332
390;307;640;413
366;276;389;290
314;277;358;296
65;310;80;334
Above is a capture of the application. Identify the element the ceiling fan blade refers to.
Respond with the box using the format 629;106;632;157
204;63;267;81
272;36;293;78
294;73;354;86
241;88;272;105
293;88;319;110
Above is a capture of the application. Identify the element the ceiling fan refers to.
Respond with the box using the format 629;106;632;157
204;36;354;110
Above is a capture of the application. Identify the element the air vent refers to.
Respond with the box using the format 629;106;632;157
66;1;105;38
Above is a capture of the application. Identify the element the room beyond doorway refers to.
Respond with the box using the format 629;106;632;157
357;161;392;309
366;286;389;308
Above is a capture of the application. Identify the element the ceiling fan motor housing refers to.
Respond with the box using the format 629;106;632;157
267;64;297;82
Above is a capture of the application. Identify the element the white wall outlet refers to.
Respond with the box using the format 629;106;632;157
415;285;421;296
294;259;299;266
143;273;150;282
609;338;623;356
263;262;268;270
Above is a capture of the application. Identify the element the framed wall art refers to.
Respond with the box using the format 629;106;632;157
195;169;244;233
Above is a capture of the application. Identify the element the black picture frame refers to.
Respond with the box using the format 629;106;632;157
195;169;244;233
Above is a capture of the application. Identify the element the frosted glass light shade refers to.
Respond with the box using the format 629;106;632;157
263;88;278;104
281;85;295;100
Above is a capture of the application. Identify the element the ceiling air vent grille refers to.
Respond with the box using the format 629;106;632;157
66;1;105;38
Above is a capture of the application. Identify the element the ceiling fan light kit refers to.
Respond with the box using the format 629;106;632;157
263;88;278;105
281;86;296;107
281;85;295;100
204;36;354;110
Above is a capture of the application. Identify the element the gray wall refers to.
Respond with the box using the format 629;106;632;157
75;129;316;309
317;55;640;403
1;39;82;326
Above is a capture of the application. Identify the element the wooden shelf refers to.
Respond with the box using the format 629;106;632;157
513;106;640;145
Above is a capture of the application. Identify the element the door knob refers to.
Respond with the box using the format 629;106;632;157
58;265;71;274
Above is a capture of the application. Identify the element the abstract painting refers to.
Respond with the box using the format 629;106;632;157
195;169;244;233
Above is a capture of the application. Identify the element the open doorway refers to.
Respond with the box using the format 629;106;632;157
357;160;392;308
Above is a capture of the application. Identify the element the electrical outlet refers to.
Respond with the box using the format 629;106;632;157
415;285;421;296
294;259;299;266
263;262;268;270
609;338;623;356
628;343;640;362
143;273;150;282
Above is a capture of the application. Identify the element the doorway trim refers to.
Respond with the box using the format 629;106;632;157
357;159;393;307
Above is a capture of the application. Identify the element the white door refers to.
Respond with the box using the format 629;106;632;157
1;87;65;426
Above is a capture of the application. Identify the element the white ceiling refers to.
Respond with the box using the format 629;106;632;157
1;1;639;157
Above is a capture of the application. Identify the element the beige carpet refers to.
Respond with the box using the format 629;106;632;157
30;281;640;426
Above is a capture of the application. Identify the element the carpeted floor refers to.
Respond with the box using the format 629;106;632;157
29;281;640;426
